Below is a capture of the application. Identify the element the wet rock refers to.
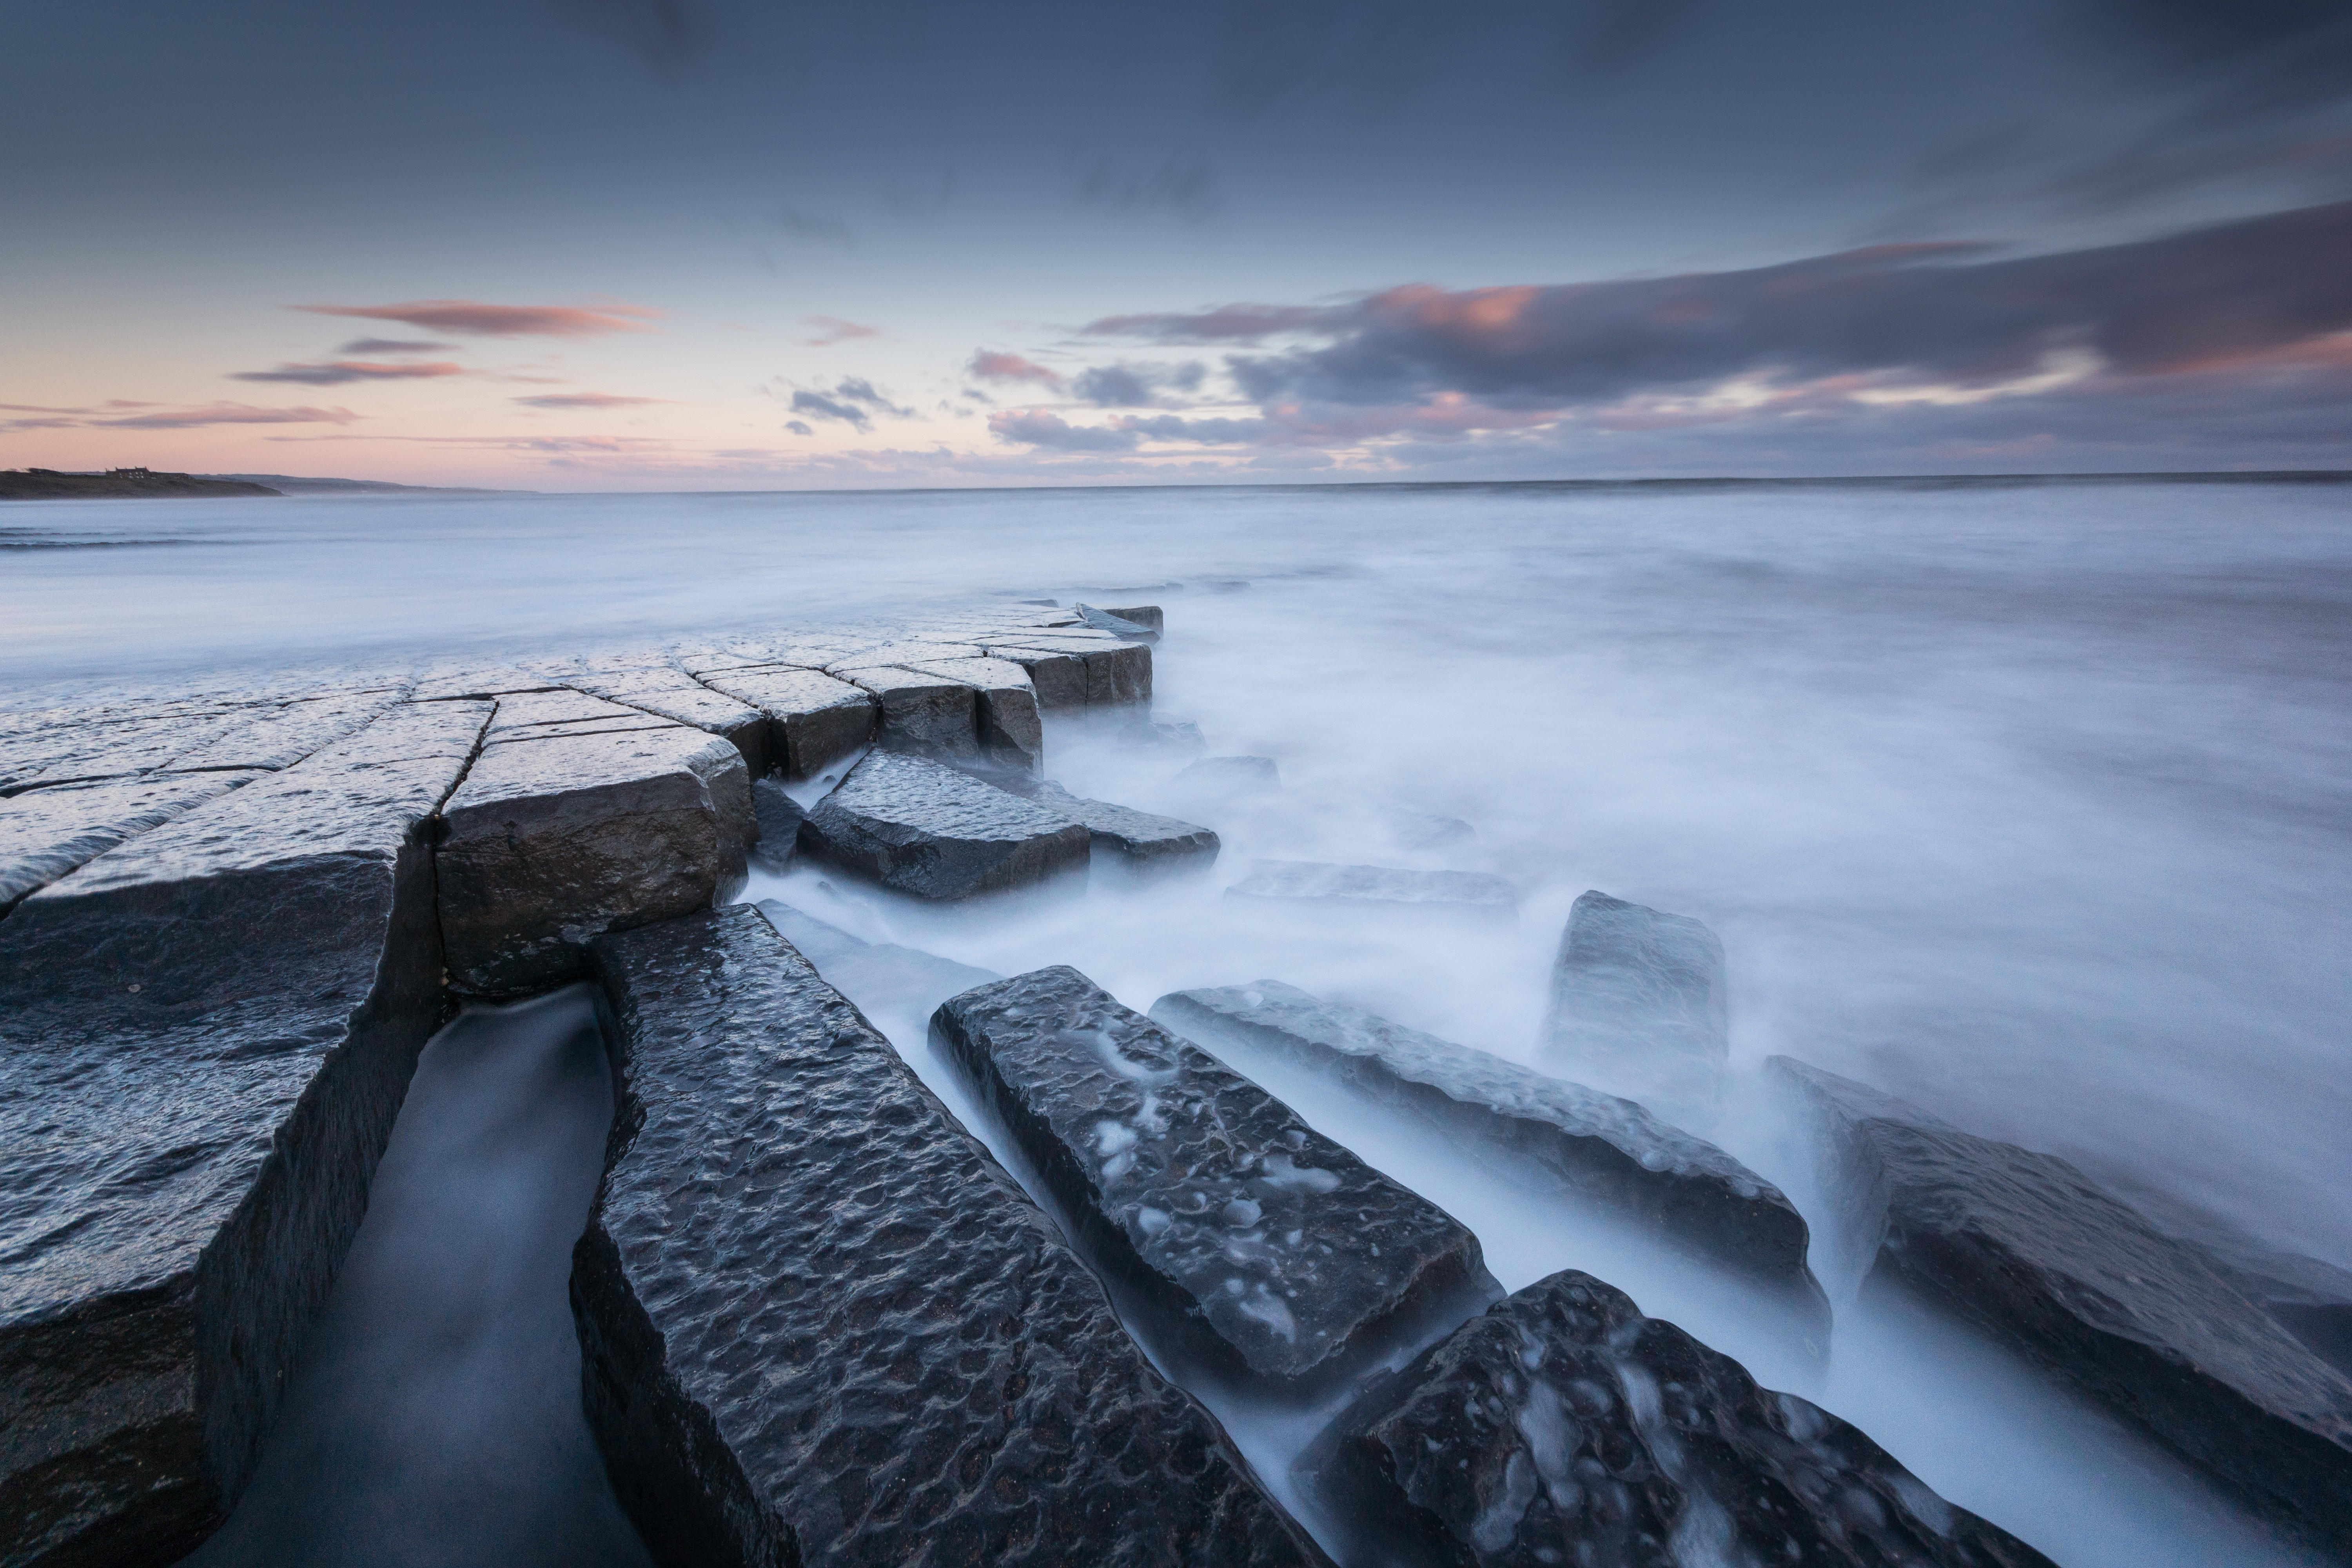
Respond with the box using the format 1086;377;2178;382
985;639;1151;708
982;646;1089;711
409;669;571;702
1771;1056;2352;1556
0;770;260;913
159;689;407;774
565;664;772;777
1075;604;1162;643
932;966;1500;1392
1177;754;1281;793
798;751;1087;900
1150;983;1820;1312
482;689;680;744
1100;604;1166;632
1228;862;1518;919
1014;780;1220;874
753;899;1000;1018
834;666;983;764
897;657;1045;774
1382;811;1475;853
695;666;877;781
1119;717;1207;757
579;907;1328;1568
1303;1269;2056;1568
2;708;261;793
748;777;805;871
438;722;753;997
0;701;490;1567
1539;891;1727;1118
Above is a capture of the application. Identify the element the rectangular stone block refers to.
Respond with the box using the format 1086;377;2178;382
797;751;1087;900
1539;891;1728;1120
981;648;1088;711
836;666;982;764
437;723;751;997
0;700;491;1568
579;907;1328;1568
933;966;1499;1393
1015;780;1218;874
696;667;875;781
565;665;772;777
897;657;1044;774
160;689;404;775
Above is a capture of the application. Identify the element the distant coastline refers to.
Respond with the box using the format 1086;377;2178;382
0;467;525;500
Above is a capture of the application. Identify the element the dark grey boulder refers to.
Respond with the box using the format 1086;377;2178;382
580;906;1330;1568
835;666;983;763
0;770;259;913
695;666;876;781
0;701;490;1568
1150;983;1822;1319
1771;1056;2352;1556
1539;891;1728;1118
1178;754;1281;793
748;777;805;871
897;657;1045;775
564;664;772;777
982;646;1089;711
438;721;753;997
1303;1269;2056;1568
1228;862;1517;919
932;966;1500;1393
1100;604;1165;632
1015;780;1220;874
1074;603;1162;643
985;639;1151;708
752;899;1000;1021
797;751;1089;900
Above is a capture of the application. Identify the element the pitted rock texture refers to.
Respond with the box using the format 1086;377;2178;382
1307;1269;2056;1568
564;662;773;777
1227;862;1517;919
797;751;1088;900
0;771;258;913
836;667;984;764
1151;983;1819;1309
1015;781;1219;873
694;667;876;781
437;720;752;997
933;966;1499;1392
1074;604;1161;643
981;640;1150;709
1537;892;1726;1127
0;701;487;1568
749;778;806;871
580;906;1328;1568
896;658;1044;775
158;688;405;774
1772;1056;2352;1555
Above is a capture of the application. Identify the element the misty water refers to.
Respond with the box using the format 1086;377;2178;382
11;477;2348;1565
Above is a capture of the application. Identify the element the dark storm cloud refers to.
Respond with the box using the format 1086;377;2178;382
337;338;458;356
292;300;661;338
1087;201;2352;410
232;360;465;386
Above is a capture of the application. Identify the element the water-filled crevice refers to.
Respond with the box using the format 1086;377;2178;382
182;985;652;1568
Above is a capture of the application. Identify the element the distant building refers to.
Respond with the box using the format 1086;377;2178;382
106;466;152;479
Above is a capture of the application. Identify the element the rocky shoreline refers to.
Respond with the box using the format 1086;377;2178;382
3;601;2348;1566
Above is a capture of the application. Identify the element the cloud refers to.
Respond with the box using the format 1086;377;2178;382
969;350;1062;385
785;420;815;436
801;316;880;346
1071;361;1207;407
1082;303;1342;344
780;377;911;431
512;392;676;408
98;402;362;429
291;299;661;338
231;359;465;385
338;337;458;356
987;410;1139;452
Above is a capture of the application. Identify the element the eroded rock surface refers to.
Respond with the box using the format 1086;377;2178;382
1539;891;1727;1118
932;966;1499;1392
1227;862;1517;919
564;662;773;777
438;719;752;997
1015;780;1220;873
1151;983;1819;1312
0;771;259;913
0;701;490;1567
579;907;1328;1568
695;667;876;781
1305;1269;2055;1568
1772;1056;2352;1556
797;751;1087;900
835;666;983;764
896;658;1045;775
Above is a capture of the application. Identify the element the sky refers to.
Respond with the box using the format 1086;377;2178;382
5;0;2351;489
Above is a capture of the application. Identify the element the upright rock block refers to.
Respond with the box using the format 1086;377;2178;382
835;666;981;764
797;751;1088;900
579;907;1328;1568
0;701;490;1568
933;967;1499;1392
897;658;1045;775
695;667;876;781
1152;982;1820;1314
1539;889;1728;1118
437;719;752;997
1303;1269;2055;1568
1772;1056;2352;1557
980;647;1089;712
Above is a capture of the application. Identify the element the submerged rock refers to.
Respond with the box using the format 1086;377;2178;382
1381;810;1475;853
1303;1269;2055;1568
695;666;877;780
1228;861;1518;919
1014;779;1220;873
437;720;753;997
1100;604;1166;632
1151;982;1821;1316
797;751;1088;900
932;966;1500;1392
1177;754;1281;794
1539;891;1728;1118
0;701;490;1567
579;907;1328;1568
1119;717;1207;757
1074;603;1162;643
1771;1056;2352;1556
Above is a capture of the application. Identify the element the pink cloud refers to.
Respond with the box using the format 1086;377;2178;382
290;299;662;338
5;401;365;431
801;316;881;346
511;392;677;409
232;360;465;386
969;350;1063;385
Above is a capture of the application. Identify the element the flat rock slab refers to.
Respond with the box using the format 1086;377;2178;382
798;751;1088;900
1771;1056;2352;1556
1074;604;1161;643
1151;983;1820;1314
1304;1268;2055;1568
897;658;1045;775
3;709;261;793
160;689;405;774
438;721;752;997
0;701;489;1567
696;666;876;781
1227;862;1517;919
564;665;771;776
579;907;1327;1568
932;966;1499;1393
1540;890;1728;1118
0;770;259;913
1018;780;1220;873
